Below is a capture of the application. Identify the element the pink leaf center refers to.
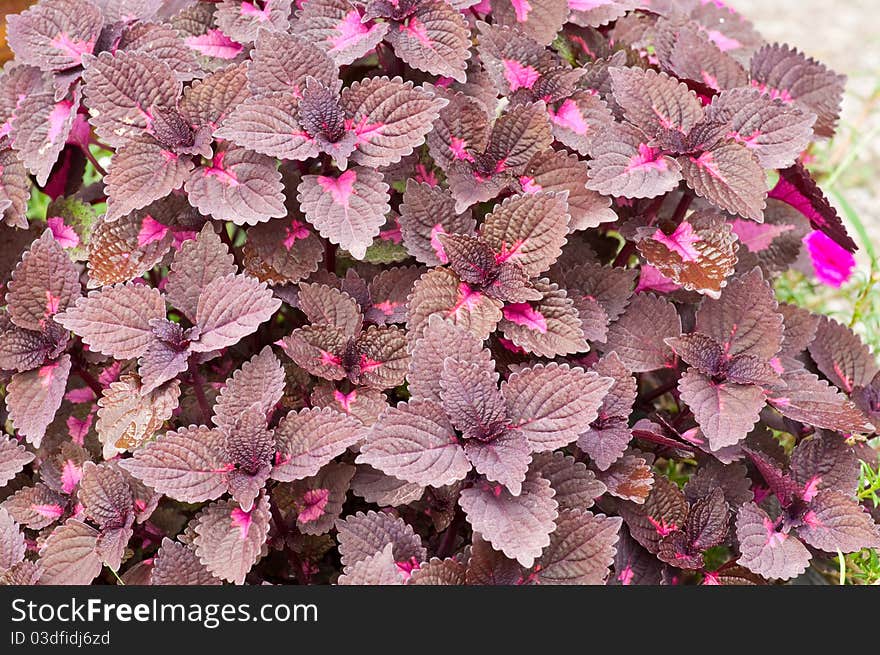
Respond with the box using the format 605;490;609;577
626;144;668;173
46;100;75;146
203;151;239;187
317;169;357;206
801;476;822;502
651;221;702;262
549;99;589;135
430;224;450;263
50;33;93;64
518;175;543;194
60;460;83;494
399;17;431;46
509;0;532;22
138;215;170;247
331;10;378;52
502;59;540;92
230;507;253;539
284;219;311;249
32;503;64;520
184;29;243;59
47;216;80;248
502;303;548;333
298;488;330;524
447;283;483;318
333;389;357;412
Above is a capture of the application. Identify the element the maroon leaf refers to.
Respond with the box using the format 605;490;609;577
694;267;783;362
358;400;470;488
151;538;220;586
7;0;103;72
520;149;616;231
215;0;293;44
529;451;605;510
185;146;286;225
767;368;873;434
480;191;570;278
0;149;31;229
385;2;471;83
0;436;35;487
808;316;879;394
248;30;339;97
118;425;227;503
587;121;683;198
337;542;406;585
618;475;687;554
680;142;766;221
407;314;493;404
6;355;71;446
336;510;426;570
179;61;251;132
340;76;447;168
459;472;558;567
11;84;81;186
503;362;612;452
104;138;194;221
6;230;80;331
295;0;389;66
215;94;321;163
736;502;810;580
406;267;503;343
797;490;880;553
610;66;704;137
532;510;621;585
82;50;181;148
498;280;587;357
602;293;681;372
193;493;271;584
492;0;568;46
191;273;281;352
38;519;102;585
749;43;845;138
166;223;237;323
55;283;165;359
297;167;390;260
679;368;765;451
398;180;476;266
272;407;364;482
704;87;816;169
0;507;26;573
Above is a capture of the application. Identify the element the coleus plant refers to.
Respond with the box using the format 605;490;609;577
0;0;877;588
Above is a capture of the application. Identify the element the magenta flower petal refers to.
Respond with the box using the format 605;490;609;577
803;230;855;288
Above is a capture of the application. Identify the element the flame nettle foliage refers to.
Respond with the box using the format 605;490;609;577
0;0;878;587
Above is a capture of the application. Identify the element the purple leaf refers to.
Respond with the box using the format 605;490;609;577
190;273;281;352
459;472;558;567
736;502;810;581
272;407;365;482
298;167;390;260
193;493;271;584
55;283;165;359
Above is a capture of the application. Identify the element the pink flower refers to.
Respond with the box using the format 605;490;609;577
803;230;855;288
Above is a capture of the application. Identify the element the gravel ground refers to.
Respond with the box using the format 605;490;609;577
729;1;880;263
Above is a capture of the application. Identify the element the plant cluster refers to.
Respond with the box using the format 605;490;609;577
0;0;878;586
